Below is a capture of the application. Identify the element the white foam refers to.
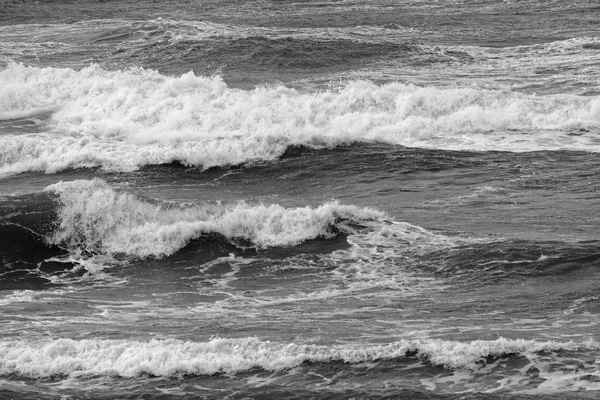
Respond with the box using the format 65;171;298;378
313;220;473;295
0;336;596;378
2;63;600;176
40;253;127;286
44;178;384;258
178;218;471;304
0;290;37;306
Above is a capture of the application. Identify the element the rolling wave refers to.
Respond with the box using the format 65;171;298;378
1;178;476;293
44;178;473;262
1;63;600;177
44;178;385;258
0;336;596;378
3;178;598;288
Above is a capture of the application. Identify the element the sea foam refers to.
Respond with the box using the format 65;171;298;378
2;63;600;177
0;336;596;378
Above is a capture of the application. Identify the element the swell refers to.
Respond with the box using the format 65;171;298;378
141;36;429;81
425;239;600;284
0;19;463;83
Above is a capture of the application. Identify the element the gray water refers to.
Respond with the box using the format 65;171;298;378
1;1;600;398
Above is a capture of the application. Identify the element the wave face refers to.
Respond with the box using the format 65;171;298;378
1;336;596;378
1;63;600;177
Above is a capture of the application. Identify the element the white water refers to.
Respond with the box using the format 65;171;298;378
0;336;596;378
2;63;600;177
45;178;385;257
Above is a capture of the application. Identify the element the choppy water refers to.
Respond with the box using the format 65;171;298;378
1;1;600;399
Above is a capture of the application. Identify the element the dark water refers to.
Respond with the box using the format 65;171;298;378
1;1;600;398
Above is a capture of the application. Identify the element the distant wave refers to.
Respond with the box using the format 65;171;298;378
1;64;600;177
0;18;464;73
0;336;596;378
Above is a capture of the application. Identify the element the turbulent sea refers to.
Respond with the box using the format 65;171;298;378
2;1;600;398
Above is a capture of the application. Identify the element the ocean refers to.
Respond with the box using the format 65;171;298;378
1;0;600;398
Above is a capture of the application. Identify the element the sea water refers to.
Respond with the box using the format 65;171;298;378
1;1;600;398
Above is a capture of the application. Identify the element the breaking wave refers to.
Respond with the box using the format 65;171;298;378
44;178;385;258
0;336;596;378
44;178;473;262
1;63;600;177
